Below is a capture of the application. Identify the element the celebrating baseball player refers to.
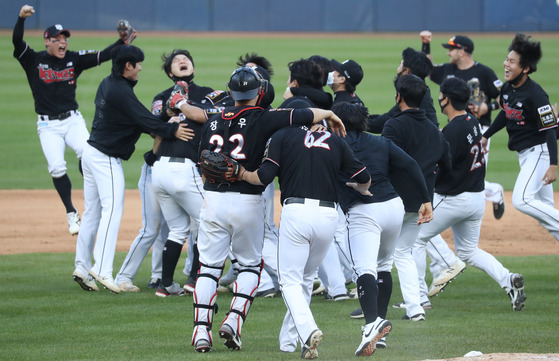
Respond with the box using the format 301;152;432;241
329;58;365;105
333;102;432;354
12;5;135;235
417;77;526;311
421;31;506;219
238;123;370;359
73;45;194;293
482;34;559;241
189;66;346;353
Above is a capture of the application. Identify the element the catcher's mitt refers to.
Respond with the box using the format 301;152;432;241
466;78;486;107
199;150;241;183
117;19;137;45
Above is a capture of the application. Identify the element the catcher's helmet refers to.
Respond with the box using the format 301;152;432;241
228;67;267;101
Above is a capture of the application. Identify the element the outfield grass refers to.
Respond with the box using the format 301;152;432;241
0;252;557;360
1;32;559;190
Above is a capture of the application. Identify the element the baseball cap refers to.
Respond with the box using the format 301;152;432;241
330;59;364;87
442;35;474;54
44;24;71;39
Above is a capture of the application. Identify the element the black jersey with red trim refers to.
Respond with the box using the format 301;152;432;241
12;17;122;116
430;62;502;127
333;91;364;106
199;106;314;194
496;78;558;151
382;108;451;212
257;126;369;204
152;82;214;163
435;113;485;195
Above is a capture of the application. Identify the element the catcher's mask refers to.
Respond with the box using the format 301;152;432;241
227;66;268;103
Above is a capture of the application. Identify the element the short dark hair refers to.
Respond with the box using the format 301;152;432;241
288;58;324;90
237;53;274;77
308;55;331;87
162;49;194;79
440;77;470;111
402;47;433;80
111;45;144;75
508;33;542;74
394;74;427;108
331;102;369;132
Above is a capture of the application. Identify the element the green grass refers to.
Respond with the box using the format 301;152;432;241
1;32;559;190
0;253;557;360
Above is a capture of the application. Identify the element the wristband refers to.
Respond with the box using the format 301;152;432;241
421;42;431;54
490;101;499;111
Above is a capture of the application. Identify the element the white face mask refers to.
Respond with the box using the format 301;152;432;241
327;71;335;86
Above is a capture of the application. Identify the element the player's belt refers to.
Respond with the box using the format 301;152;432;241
39;110;77;121
284;197;335;208
158;156;186;163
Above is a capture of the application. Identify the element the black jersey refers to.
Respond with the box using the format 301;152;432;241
338;131;429;212
367;85;439;133
489;78;557;152
282;86;333;109
257;127;369;204
199;106;315;194
435;113;486;195
13;17;122;116
382;108;451;212
430;62;502;127
333;91;364;106
88;72;179;160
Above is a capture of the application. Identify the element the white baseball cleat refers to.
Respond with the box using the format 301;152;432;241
509;273;526;311
89;270;120;293
67;211;80;235
301;329;322;359
72;270;98;292
118;281;140;292
355;317;392;356
428;259;466;297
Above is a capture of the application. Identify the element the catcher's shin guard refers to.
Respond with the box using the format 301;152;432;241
221;261;263;337
192;263;223;346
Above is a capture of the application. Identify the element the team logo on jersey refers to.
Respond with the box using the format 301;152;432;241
538;105;552;115
503;103;524;121
39;67;75;83
224;112;235;117
493;79;503;89
537;105;556;127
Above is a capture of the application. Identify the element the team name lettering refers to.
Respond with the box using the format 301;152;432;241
39;67;75;83
503;104;524;121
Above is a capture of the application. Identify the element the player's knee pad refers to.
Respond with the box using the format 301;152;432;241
223;261;263;331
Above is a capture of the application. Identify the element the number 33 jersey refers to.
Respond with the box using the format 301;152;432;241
435;113;486;196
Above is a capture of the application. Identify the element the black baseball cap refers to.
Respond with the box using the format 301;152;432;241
442;35;474;54
44;24;71;39
330;59;364;87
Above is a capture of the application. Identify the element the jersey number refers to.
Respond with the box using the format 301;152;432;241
208;133;247;160
469;143;486;171
304;131;331;150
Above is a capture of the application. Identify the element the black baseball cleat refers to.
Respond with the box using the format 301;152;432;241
219;324;242;350
493;200;505;219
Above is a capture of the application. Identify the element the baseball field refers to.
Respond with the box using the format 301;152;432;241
1;31;558;360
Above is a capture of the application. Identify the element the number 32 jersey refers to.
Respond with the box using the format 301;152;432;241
435;113;485;196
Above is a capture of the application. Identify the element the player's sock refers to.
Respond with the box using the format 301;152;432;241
161;240;183;287
190;243;200;280
376;271;393;319
52;174;76;214
356;273;379;324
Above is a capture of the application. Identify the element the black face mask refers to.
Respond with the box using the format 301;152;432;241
438;97;449;113
508;69;526;86
172;74;195;83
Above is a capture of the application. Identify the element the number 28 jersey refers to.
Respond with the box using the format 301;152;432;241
435;113;485;196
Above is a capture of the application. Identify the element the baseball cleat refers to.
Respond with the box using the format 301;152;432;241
508;273;526;311
301;329;322;359
67;211;80;235
493;188;505;219
392;301;432;310
355;317;392;356
155;282;186;297
376;336;387;349
72;270;98;292
89;270;120;293
118;281;140;292
350;308;364;319
183;276;196;293
147;278;160;289
428;259;466;297
219;324;242;350
402;313;425;321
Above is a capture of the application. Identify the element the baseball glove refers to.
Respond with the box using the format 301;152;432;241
466;78;486;107
117;19;137;45
199;150;241;183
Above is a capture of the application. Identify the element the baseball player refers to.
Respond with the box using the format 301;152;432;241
421;32;506;219
382;74;451;321
238;124;371;359
280;58;333;109
482;34;559;242
189;66;346;353
332;102;433;355
12;5;133;235
73;45;194;293
417;76;526;311
329;59;364;105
